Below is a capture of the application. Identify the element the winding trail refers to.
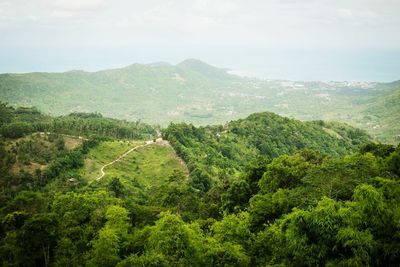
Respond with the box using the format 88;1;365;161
96;140;155;181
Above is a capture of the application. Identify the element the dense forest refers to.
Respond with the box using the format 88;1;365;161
0;103;156;139
0;103;399;266
162;112;371;192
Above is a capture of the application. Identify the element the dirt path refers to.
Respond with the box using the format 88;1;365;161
96;140;154;181
95;138;190;181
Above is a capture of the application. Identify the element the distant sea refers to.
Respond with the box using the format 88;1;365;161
0;45;398;82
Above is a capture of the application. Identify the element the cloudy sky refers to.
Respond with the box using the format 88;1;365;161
0;0;399;81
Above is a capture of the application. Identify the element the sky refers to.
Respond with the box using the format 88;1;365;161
0;0;399;81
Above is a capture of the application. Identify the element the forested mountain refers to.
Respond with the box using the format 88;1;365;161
0;59;239;124
0;59;398;143
0;103;399;266
163;112;371;191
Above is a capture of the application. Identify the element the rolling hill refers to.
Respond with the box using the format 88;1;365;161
0;59;398;143
163;112;371;188
358;81;400;142
1;103;399;266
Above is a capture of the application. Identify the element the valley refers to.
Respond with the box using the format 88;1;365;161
1;59;399;143
0;62;399;267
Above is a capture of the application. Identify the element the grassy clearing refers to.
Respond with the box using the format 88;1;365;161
105;144;186;188
80;140;144;181
81;141;187;203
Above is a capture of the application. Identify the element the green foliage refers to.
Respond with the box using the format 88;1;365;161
361;82;400;143
221;179;251;213
258;153;313;193
0;102;14;125
13;135;67;165
87;205;130;267
108;177;125;198
163;112;370;199
302;153;381;200
51;191;121;267
0;122;34;138
145;213;196;264
0;102;156;140
2;191;46;215
49;113;156;139
387;144;400;176
211;212;252;248
152;170;200;220
249;188;296;231
88;227;121;267
117;252;169;267
0;145;15;177
17;213;58;267
253;183;399;266
0;103;398;267
124;213;250;266
360;142;395;157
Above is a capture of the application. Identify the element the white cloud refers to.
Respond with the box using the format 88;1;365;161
41;0;104;11
337;8;353;18
0;0;394;49
193;0;239;16
27;15;38;21
0;1;10;7
50;10;78;18
0;0;400;79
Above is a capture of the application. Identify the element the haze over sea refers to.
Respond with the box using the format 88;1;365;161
1;46;398;82
1;1;399;82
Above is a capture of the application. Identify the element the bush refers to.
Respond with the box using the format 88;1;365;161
0;122;34;138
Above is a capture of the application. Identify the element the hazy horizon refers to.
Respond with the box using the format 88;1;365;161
1;0;399;82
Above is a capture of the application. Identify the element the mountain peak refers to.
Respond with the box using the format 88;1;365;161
177;58;211;67
177;58;233;80
148;61;172;67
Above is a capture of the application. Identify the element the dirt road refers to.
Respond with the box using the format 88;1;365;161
96;140;155;180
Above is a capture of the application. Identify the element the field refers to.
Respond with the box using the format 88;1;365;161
80;140;188;200
80;140;144;181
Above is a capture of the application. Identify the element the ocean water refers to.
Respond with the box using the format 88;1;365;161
0;45;399;82
228;50;400;82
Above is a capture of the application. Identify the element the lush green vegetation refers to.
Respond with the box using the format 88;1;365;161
80;140;144;181
1;60;399;143
163;112;371;192
0;103;157;140
0;103;399;266
359;81;400;143
82;141;191;211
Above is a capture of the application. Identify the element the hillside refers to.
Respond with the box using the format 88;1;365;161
2;0;400;265
0;104;399;266
0;59;240;124
358;82;400;142
0;60;398;143
0;104;157;140
163;112;371;191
